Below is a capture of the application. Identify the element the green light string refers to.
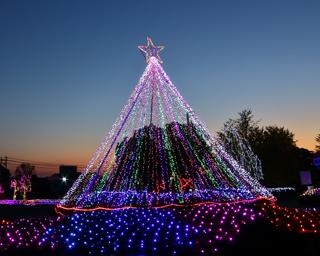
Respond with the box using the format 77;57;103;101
156;73;183;194
178;124;219;188
156;69;217;190
155;78;170;192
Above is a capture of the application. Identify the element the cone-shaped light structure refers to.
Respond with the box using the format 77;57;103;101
59;38;272;210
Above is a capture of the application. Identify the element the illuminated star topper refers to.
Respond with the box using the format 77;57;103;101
138;37;165;63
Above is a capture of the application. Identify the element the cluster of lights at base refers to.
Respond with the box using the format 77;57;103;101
0;199;60;205
0;200;319;254
0;216;58;250
43;201;266;255
62;189;267;209
266;203;320;233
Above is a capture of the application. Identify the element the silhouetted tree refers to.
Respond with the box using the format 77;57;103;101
316;132;320;152
220;110;314;187
15;163;33;178
220;109;262;142
0;164;10;198
218;109;264;180
256;126;298;186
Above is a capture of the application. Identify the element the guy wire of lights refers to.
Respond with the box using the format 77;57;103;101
59;37;272;211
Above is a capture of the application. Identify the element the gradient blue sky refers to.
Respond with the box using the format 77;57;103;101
0;0;319;175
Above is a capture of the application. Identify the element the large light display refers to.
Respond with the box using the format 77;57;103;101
58;37;272;211
0;38;319;256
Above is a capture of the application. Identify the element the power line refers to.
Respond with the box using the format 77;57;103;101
7;156;86;166
4;156;86;169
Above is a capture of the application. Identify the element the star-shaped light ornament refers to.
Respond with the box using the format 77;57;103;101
138;37;165;64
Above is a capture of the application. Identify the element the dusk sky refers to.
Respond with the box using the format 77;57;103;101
1;0;319;176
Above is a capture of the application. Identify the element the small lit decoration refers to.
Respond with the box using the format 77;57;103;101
178;177;193;192
11;163;33;200
11;176;32;200
58;37;272;211
10;179;18;200
138;37;165;63
301;187;320;197
19;175;32;200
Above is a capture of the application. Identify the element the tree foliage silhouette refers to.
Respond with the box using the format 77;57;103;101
220;110;314;187
316;132;320;152
217;109;263;181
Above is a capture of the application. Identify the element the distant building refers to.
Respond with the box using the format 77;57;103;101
54;165;79;198
0;164;10;177
0;164;11;198
59;165;77;180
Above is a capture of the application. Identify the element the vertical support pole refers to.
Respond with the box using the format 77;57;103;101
150;67;155;126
